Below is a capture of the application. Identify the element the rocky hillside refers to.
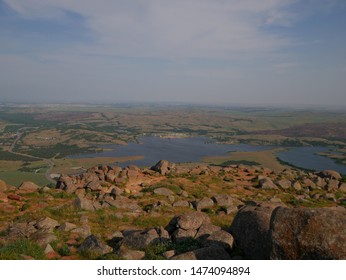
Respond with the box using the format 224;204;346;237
0;160;345;260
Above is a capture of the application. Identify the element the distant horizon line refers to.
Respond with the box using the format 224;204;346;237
1;100;346;111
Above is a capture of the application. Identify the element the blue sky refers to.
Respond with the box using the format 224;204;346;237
0;0;345;107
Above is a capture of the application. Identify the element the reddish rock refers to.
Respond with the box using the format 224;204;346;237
8;194;24;201
175;212;211;231
17;181;40;193
151;160;176;175
270;207;346;260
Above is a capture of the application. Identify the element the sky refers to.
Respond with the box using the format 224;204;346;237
0;0;345;107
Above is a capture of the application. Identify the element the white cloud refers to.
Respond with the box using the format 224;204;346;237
4;0;303;60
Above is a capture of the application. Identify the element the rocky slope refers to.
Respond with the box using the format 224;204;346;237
0;160;345;259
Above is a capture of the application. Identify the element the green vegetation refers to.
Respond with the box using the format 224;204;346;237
216;160;260;167
144;237;201;260
0;238;46;260
0;170;50;187
0;151;39;161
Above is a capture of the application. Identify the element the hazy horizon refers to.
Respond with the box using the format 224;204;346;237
1;1;346;107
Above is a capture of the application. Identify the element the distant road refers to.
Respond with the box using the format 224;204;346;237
7;127;57;184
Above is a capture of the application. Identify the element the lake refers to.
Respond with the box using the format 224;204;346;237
70;136;346;174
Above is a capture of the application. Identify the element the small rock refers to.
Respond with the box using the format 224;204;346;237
117;244;145;260
151;160;176;175
153;187;174;196
34;217;59;232
171;247;231;260
201;230;234;251
57;222;77;232
18;181;40;193
174;212;211;231
212;194;234;207
195;224;221;239
193;197;214;211
78;235;113;256
8;194;24;201
292;181;302;191
172;200;190;208
326;179;339;192
121;229;160;250
171;228;197;242
276;179;291;190
258;177;277;189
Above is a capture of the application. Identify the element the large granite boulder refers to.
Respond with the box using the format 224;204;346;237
269;207;346;259
229;203;280;259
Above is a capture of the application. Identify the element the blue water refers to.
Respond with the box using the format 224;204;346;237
70;136;346;174
71;136;272;167
278;146;346;174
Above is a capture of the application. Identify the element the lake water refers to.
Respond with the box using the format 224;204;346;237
71;136;346;174
278;147;346;174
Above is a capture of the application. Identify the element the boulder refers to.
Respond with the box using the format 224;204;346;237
292;181;302;191
78;235;113;256
212;194;234;207
171;228;197;242
192;197;214;211
339;183;346;193
153;187;174;196
34;217;59;232
326;179;339;192
151;160;176;175
73;196;99;211
71;225;92;238
18;181;40;193
8;222;37;239
258;177;277;189
195;224;221;239
201;230;234;251
121;229;159;250
230;203;280;259
276;179;291;190
57;222;77;232
7;193;24;201
172;200;190;208
103;196;141;212
117;244;145;260
318;170;342;180
174;212;211;231
127;169;139;181
270;207;346;259
30;231;57;247
56;175;77;193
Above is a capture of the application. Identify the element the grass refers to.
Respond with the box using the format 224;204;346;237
203;148;287;173
132;215;171;228
0;238;46;260
144;237;201;259
0;170;50;187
